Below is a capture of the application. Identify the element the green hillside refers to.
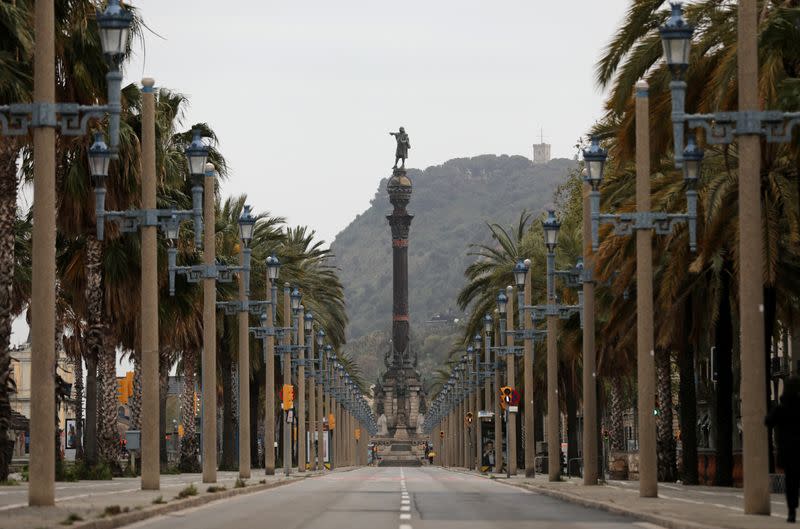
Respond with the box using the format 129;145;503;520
332;155;576;383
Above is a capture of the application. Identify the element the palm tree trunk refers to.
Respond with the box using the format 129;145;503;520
764;286;777;474
84;350;98;465
84;235;105;467
69;336;85;461
220;339;236;470
714;267;734;487
609;377;625;451
179;350;200;472
97;337;120;470
129;348;142;430
0;138;18;480
159;351;169;469
250;364;261;468
678;299;698;485
656;348;677;482
566;384;579;476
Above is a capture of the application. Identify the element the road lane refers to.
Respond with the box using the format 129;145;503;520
124;466;660;529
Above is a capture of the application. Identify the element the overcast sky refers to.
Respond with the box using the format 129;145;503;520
121;0;631;244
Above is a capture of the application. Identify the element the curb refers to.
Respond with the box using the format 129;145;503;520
440;467;727;529
70;473;319;529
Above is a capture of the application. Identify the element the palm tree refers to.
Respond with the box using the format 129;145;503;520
592;0;800;483
0;0;32;480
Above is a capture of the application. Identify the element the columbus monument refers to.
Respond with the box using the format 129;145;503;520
373;128;426;442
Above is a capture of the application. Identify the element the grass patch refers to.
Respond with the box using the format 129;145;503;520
162;466;182;475
235;478;247;489
152;495;167;505
102;505;121;517
206;485;227;493
176;484;198;499
0;479;19;486
60;513;83;525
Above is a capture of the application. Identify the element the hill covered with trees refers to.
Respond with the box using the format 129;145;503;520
332;155;576;384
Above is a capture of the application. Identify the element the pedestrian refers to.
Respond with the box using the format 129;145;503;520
766;375;800;523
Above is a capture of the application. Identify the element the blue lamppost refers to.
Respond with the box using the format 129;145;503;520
166;197;253;296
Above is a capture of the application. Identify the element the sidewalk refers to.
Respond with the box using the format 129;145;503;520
0;468;328;529
446;468;792;529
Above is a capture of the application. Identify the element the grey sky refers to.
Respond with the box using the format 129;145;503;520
122;0;631;243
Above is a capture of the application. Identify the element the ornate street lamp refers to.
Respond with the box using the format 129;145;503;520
291;288;302;313
483;313;493;334
185;129;210;178
658;2;693;78
513;260;528;289
496;290;508;317
582;137;608;191
96;0;134;59
266;255;280;282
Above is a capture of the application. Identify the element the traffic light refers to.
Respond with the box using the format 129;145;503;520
500;386;513;408
465;412;474;425
282;384;295;410
194;392;200;415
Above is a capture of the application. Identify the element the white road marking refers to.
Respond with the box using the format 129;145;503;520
399;525;412;529
400;513;411;520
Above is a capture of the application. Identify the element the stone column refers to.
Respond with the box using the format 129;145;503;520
140;78;160;491
202;164;217;484
738;0;770;515
29;0;57;506
635;81;656;498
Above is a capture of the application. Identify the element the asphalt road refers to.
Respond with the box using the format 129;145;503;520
125;467;663;529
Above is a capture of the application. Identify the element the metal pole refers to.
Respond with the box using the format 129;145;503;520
484;331;491;471
29;0;56;507
282;285;291;475
202;165;217;484
316;348;324;470
506;286;517;476
635;81;657;498
309;335;317;471
493;313;503;474
264;283;276;475
738;0;770;514
140;78;159;491
238;249;251;479
546;275;559;481
474;352;481;469
328;362;335;470
582;179;598;485
459;398;466;467
505;407;510;479
524;270;535;478
297;307;306;472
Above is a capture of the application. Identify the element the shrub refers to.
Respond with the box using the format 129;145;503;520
206;485;226;493
60;513;83;526
234;478;247;489
177;484;198;499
